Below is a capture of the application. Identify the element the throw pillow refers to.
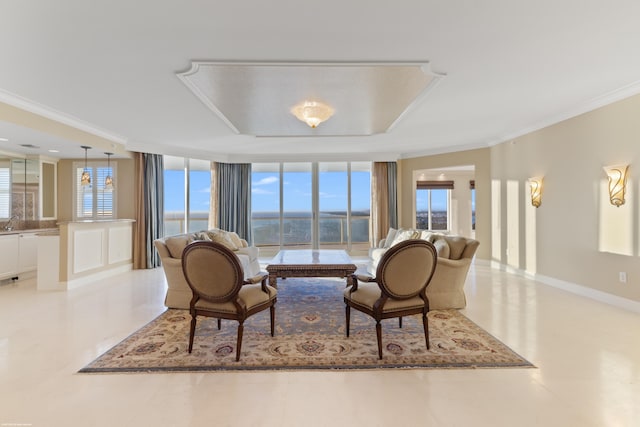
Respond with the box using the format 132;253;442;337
420;230;435;242
209;232;238;251
445;236;467;260
204;229;223;240
432;237;451;259
383;227;398;248
191;231;212;242
227;232;244;249
390;229;421;247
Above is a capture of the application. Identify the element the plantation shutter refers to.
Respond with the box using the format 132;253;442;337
0;167;9;218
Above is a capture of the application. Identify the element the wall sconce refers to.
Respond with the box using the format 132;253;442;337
80;145;91;186
104;152;114;191
529;176;543;208
603;164;629;207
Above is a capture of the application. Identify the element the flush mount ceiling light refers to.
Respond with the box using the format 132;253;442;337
291;101;334;128
80;145;91;186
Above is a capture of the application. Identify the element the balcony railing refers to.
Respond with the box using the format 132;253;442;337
163;211;370;252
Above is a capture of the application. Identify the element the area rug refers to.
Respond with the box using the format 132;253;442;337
79;277;534;373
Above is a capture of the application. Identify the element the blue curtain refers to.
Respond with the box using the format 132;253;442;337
144;154;164;268
217;162;252;242
134;152;164;269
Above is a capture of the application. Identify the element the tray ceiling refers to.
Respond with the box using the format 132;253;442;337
178;62;443;137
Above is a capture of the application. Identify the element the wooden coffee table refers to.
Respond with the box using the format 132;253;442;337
266;249;357;288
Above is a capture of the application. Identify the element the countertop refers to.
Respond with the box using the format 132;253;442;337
0;228;59;236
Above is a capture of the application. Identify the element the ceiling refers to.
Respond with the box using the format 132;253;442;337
1;1;640;162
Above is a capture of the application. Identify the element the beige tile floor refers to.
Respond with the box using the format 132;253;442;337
0;262;639;427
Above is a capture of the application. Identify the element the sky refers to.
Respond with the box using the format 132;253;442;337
165;168;372;213
416;189;449;212
252;170;371;212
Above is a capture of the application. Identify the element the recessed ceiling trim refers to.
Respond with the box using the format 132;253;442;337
176;62;241;134
177;61;444;137
386;62;445;133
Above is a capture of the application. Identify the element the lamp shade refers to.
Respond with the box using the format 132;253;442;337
80;145;91;186
104;152;114;191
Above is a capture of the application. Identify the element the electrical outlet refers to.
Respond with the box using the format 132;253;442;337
619;272;627;283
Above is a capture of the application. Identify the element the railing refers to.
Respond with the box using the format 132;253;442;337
163;211;370;250
251;214;370;247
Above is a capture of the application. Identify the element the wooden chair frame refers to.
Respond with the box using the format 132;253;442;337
182;241;276;361
345;239;437;359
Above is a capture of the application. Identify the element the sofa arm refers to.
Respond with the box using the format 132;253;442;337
378;238;387;248
427;257;473;309
153;240;171;259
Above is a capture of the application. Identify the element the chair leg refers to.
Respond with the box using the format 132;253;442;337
399;316;403;328
423;313;430;350
217;318;221;330
345;304;351;337
270;305;275;337
188;315;197;353
236;322;244;362
376;320;383;359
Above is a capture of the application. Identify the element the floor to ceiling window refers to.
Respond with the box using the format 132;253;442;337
163;156;211;235
252;162;371;254
283;163;312;248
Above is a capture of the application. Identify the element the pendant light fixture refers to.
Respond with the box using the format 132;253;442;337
104;152;114;191
80;145;91;186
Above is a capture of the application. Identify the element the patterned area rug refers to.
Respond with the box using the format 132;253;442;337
80;277;534;372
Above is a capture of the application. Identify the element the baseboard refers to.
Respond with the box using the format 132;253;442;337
486;260;640;314
63;264;133;290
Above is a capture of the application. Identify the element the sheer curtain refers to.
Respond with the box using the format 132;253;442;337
371;161;397;246
215;162;252;241
133;152;164;269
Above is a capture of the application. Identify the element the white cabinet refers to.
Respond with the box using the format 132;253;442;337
0;232;39;281
18;232;38;273
0;234;20;280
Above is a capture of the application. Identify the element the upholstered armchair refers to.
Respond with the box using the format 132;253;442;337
344;239;437;359
181;241;277;361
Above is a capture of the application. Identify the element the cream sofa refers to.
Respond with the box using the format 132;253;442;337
368;228;479;309
154;229;261;309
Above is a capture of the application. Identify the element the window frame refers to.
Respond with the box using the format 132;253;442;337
73;160;117;220
416;180;453;231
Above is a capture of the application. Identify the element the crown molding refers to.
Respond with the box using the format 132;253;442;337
487;79;640;147
0;88;128;145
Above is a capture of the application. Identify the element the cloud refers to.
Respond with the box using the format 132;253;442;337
254;176;278;186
